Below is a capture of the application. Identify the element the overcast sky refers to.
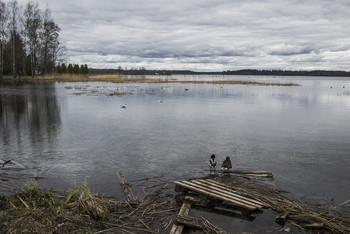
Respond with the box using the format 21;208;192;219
15;0;350;71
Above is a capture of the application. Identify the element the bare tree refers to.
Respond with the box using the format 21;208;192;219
40;7;60;75
23;1;41;78
0;1;8;79
8;0;19;78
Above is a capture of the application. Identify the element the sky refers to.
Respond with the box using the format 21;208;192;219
14;0;350;71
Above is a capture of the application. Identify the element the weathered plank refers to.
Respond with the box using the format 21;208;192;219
197;179;267;207
175;215;203;230
169;199;192;234
174;181;257;210
192;204;256;221
231;170;273;175
190;180;264;208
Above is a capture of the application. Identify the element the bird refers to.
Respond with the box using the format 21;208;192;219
343;85;345;88
121;104;127;109
2;160;12;167
158;99;163;103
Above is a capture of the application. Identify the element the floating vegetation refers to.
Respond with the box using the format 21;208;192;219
66;85;128;96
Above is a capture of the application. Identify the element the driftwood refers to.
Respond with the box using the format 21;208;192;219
117;172;136;204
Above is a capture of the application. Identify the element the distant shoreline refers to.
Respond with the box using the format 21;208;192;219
89;68;350;77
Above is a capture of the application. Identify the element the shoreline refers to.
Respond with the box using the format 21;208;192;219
1;174;349;233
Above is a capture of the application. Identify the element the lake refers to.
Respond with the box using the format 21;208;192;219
1;75;350;232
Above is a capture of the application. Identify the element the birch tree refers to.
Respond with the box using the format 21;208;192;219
0;1;8;79
23;1;41;78
8;0;19;78
40;7;60;74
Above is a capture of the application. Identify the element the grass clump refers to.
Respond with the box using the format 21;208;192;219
0;180;178;233
0;181;113;233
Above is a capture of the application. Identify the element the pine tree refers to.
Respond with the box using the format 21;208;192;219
67;63;73;73
73;64;79;74
84;64;88;75
61;63;66;73
56;63;61;73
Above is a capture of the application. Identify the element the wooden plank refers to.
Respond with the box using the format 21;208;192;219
231;170;273;175
188;180;264;209
197;179;264;205
206;179;268;207
175;215;203;230
169;200;192;234
174;181;257;210
192;204;256;221
197;179;267;207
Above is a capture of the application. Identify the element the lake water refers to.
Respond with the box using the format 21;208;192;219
1;75;350;232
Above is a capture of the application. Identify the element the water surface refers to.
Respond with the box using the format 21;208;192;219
1;75;350;232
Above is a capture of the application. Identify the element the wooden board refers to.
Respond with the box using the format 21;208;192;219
169;200;192;234
198;179;267;207
174;179;265;210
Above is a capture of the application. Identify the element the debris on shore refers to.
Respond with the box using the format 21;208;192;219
0;173;349;233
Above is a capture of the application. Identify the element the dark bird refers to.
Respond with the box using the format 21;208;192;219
2;160;11;167
121;104;127;109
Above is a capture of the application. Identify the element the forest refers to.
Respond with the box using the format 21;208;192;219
0;0;62;79
89;68;350;77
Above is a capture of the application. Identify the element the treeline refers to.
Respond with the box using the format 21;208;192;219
55;63;89;75
222;69;350;77
0;0;62;79
89;68;350;77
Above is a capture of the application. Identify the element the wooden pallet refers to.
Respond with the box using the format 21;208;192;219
173;178;268;210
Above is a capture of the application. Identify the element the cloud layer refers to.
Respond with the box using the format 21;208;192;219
17;0;350;71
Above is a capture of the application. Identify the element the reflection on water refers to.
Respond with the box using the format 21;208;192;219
0;83;61;189
1;76;350;232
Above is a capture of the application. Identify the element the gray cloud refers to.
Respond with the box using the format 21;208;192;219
15;0;350;71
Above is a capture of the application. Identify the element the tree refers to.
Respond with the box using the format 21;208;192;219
61;62;66;73
84;64;88;75
0;1;8;79
73;64;79;74
8;0;19;78
23;1;41;78
3;31;25;76
67;63;73;73
56;63;61;73
40;7;60;75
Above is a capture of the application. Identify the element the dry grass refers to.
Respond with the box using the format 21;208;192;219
0;180;178;233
